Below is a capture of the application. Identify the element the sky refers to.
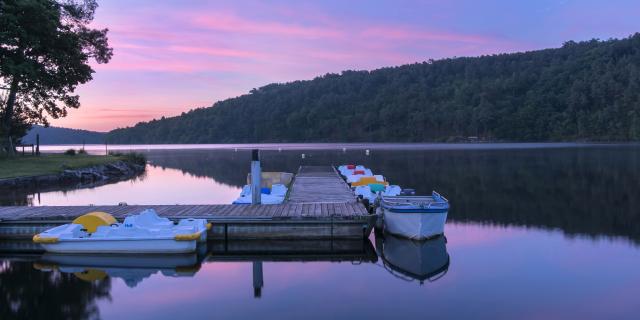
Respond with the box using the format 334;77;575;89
52;0;640;131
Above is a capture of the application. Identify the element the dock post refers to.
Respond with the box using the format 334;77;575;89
251;149;261;204
253;261;263;298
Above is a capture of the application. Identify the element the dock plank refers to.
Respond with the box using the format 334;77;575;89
0;203;369;221
288;166;356;204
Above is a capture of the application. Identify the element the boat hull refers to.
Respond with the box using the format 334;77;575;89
383;209;448;240
40;238;197;254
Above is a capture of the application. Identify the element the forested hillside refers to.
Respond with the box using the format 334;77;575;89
22;125;105;145
107;34;640;143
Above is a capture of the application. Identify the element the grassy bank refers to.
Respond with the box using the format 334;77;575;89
0;154;133;179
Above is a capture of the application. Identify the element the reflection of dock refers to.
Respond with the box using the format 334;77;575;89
0;166;374;241
211;238;377;299
1;237;378;297
209;239;377;262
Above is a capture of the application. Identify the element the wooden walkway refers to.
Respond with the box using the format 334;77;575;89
288;166;356;204
0;166;373;240
0;203;368;222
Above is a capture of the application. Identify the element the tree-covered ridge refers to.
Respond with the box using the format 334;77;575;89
22;125;105;144
107;34;640;143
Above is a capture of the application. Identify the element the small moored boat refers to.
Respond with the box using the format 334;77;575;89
355;184;401;203
233;183;288;204
381;191;449;240
33;210;210;254
350;175;389;186
233;171;292;204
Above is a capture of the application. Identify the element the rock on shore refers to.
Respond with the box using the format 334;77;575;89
0;161;146;188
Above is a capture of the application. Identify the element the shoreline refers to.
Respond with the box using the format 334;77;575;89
34;141;640;152
0;160;145;189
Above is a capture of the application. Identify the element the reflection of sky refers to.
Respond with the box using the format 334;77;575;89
45;0;640;131
28;165;240;206
94;223;640;319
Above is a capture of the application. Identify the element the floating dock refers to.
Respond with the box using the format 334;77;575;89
0;166;374;240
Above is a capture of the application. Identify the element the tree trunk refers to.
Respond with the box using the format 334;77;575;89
1;78;19;156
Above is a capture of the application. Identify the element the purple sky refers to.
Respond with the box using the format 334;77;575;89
54;0;640;131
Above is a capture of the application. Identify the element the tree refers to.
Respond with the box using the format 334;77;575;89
0;0;112;155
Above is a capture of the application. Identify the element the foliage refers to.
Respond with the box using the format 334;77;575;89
108;34;640;143
77;148;87;154
64;148;76;155
0;0;112;154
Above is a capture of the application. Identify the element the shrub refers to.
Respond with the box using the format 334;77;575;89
64;149;76;156
77;149;88;155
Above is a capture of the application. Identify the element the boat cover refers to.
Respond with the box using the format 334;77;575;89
233;183;287;204
350;175;388;186
338;165;370;176
355;185;402;202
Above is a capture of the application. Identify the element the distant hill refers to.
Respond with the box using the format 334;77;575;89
22;125;105;145
106;34;640;143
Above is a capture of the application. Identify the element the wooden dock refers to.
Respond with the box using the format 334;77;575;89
0;166;374;240
288;166;357;203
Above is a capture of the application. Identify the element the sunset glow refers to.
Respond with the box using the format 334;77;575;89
52;0;640;131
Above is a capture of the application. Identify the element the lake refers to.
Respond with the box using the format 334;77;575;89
2;144;640;319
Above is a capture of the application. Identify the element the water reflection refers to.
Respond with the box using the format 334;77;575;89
0;258;111;319
2;235;439;301
148;147;640;243
2;222;640;319
376;233;449;284
2;238;379;301
3;145;640;243
0;170;147;206
35;252;205;288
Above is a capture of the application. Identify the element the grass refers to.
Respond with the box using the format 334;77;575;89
0;154;127;179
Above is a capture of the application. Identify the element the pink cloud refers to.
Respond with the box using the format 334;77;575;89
361;26;493;44
186;11;344;39
93;50;244;73
168;45;263;59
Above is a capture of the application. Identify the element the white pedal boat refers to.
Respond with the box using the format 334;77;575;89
33;209;211;254
355;184;401;203
233;183;288;204
381;191;450;240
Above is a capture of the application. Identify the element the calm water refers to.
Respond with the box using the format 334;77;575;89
2;144;640;319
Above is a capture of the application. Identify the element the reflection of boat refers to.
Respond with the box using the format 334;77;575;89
378;233;449;284
34;253;202;288
381;191;449;240
33;210;210;253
